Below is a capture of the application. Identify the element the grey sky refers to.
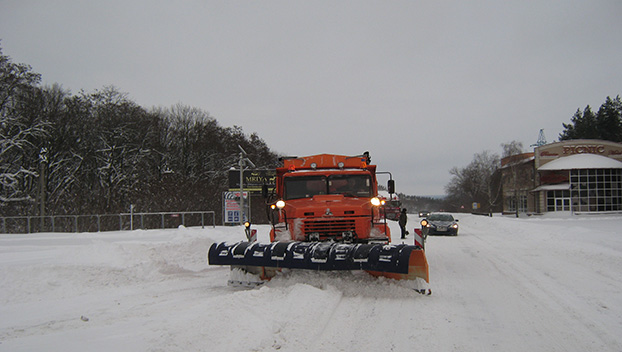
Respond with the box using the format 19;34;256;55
2;1;621;195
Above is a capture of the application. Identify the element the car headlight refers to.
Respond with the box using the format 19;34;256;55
451;223;459;229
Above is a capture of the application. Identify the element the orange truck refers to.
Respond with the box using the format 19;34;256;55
378;190;402;221
208;152;429;284
267;152;391;243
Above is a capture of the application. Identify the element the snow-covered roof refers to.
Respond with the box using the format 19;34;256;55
538;153;622;171
531;183;571;192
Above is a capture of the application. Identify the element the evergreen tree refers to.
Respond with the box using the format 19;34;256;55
560;96;622;142
596;96;622;142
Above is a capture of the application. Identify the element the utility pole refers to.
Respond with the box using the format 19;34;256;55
39;147;48;230
130;204;135;230
238;145;255;225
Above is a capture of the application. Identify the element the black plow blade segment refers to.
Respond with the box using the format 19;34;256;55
209;241;428;281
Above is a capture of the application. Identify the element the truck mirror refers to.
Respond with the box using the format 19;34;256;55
262;184;269;198
388;179;395;194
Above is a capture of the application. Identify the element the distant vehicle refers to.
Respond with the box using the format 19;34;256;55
378;190;401;221
421;213;459;236
418;210;430;218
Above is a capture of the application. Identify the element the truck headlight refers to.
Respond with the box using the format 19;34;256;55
370;197;381;206
276;200;286;209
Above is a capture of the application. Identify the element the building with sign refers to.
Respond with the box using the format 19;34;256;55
502;139;622;214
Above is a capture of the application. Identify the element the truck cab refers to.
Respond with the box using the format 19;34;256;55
265;153;391;243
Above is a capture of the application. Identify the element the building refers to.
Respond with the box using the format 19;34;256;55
500;152;535;214
502;139;622;214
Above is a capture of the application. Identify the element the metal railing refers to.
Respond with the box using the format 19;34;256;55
0;211;216;234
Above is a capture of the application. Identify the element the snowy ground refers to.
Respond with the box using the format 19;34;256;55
1;213;622;351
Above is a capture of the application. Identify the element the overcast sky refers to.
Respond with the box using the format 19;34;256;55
2;1;621;195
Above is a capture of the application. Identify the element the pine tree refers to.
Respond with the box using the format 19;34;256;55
595;96;622;142
560;96;622;142
559;106;598;140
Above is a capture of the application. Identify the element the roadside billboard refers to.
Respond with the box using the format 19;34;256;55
228;169;276;192
222;191;248;225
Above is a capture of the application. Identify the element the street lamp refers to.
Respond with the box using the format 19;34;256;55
238;145;255;226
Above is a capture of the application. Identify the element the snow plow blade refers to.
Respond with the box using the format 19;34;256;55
208;241;429;283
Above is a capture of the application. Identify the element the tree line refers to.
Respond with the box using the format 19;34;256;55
444;95;622;214
559;96;622;142
3;42;620;221
1;46;280;220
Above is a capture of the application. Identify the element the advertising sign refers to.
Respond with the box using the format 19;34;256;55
536;140;622;168
222;191;248;224
228;169;276;192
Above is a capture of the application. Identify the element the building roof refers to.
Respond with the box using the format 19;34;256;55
531;184;571;192
501;152;534;168
537;153;622;170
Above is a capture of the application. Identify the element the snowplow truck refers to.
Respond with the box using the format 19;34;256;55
208;152;429;283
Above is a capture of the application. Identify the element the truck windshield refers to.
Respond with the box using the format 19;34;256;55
284;176;327;200
284;174;372;200
328;175;372;197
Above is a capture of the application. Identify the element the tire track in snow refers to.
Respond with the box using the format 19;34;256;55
463;227;622;351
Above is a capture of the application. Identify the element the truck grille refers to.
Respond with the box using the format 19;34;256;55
303;218;356;238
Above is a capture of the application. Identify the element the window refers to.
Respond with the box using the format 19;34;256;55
328;175;372;197
547;190;570;212
509;194;528;213
428;214;454;221
284;174;373;200
570;169;622;212
284;176;327;200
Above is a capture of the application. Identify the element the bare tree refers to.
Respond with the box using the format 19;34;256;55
500;141;524;217
445;151;500;214
0;47;49;211
473;151;501;215
1;44;282;221
501;141;523;158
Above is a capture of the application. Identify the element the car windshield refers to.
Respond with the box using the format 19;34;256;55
428;214;454;221
283;174;372;200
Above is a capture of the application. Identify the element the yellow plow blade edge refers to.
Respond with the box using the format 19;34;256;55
366;248;429;282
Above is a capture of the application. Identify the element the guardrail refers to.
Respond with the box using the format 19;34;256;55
0;211;216;234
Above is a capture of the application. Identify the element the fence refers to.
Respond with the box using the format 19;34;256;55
0;211;216;234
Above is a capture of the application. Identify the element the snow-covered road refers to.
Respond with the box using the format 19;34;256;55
1;214;621;351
